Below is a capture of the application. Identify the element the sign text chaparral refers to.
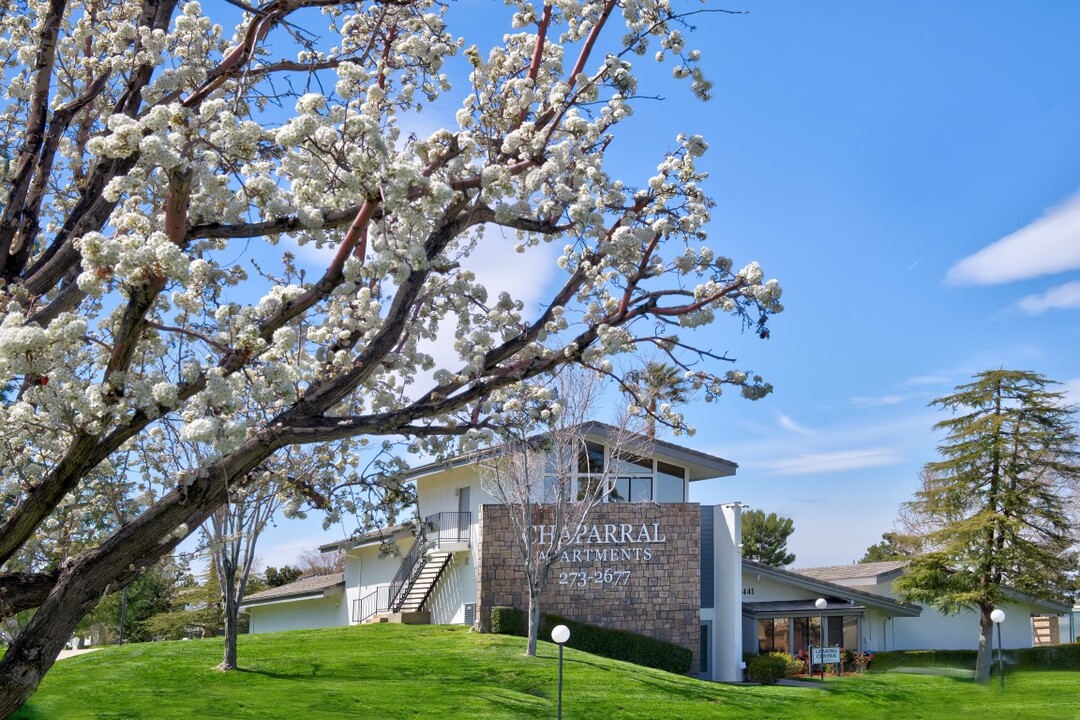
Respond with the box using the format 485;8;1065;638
534;522;669;588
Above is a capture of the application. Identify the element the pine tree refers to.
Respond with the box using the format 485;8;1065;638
740;509;796;567
895;370;1080;683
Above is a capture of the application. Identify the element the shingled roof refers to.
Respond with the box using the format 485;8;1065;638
241;573;345;606
793;561;907;583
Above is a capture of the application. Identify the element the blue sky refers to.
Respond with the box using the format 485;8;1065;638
257;2;1080;569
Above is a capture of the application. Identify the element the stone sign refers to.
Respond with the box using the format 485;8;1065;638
476;503;701;672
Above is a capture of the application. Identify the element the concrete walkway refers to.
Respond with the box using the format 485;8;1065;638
56;648;99;661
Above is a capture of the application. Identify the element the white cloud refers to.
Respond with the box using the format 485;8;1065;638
1016;279;1080;314
777;412;814;435
759;448;903;475
947;190;1080;285
851;394;910;408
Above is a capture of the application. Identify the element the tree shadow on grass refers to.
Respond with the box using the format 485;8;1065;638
887;666;977;682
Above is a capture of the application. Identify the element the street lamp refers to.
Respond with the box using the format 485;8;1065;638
990;608;1005;690
815;598;827;681
552;624;571;719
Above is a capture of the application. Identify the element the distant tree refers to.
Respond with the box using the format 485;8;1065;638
895;370;1080;684
740;509;796;567
621;362;693;438
264;565;304;588
205;473;283;671
859;533;913;563
296;548;346;577
141;564;231;641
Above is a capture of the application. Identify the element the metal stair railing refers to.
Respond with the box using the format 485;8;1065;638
389;534;428;612
353;585;391;623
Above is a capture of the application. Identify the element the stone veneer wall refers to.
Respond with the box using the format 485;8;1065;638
476;503;701;673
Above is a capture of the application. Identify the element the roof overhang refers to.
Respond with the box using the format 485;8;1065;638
404;421;738;483
1000;586;1073;615
319;524;410;554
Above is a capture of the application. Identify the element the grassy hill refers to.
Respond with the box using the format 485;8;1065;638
12;624;1080;719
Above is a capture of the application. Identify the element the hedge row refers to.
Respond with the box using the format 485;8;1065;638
1015;643;1080;670
489;606;693;674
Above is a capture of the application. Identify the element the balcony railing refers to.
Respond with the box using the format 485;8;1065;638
352;585;391;623
426;511;470;547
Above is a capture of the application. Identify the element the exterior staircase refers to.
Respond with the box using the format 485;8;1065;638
394;551;452;613
352;512;469;625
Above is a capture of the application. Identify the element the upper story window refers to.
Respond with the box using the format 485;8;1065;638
561;441;687;504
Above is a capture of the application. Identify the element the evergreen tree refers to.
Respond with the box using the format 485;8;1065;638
859;533;912;563
740;509;796;566
264;565;303;588
895;370;1080;683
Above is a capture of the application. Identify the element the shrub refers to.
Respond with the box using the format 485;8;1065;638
488;607;693;674
489;606;526;636
747;653;790;685
852;651;873;672
1015;644;1080;670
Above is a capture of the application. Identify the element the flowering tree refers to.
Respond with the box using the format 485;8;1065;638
0;1;781;713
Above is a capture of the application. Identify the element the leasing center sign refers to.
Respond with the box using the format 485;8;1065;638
476;503;701;667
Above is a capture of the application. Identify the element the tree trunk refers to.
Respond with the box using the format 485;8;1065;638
0;431;273;718
0;565;111;718
974;605;993;683
219;602;238;671
526;589;541;657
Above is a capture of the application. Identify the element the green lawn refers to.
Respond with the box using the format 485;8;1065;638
12;625;1080;719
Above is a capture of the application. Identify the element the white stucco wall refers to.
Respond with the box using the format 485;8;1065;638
426;552;476;624
858;579;1042;651
741;573;820;603
888;603;1035;651
709;503;743;683
247;593;348;634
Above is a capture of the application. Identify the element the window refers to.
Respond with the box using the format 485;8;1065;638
542;475;571;502
756;618;789;654
655;461;686;502
577;440;605;474
843;616;859;651
792;616;821;653
757;619;774;654
827;616;843;648
610;476;652;503
699;623;710;674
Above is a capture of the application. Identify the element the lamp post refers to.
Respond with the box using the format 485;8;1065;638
552;624;570;719
990;608;1005;690
815;598;827;681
